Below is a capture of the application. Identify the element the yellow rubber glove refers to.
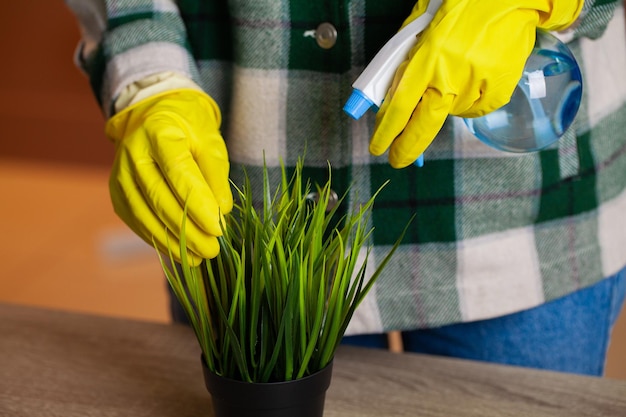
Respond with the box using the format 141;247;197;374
105;89;233;264
369;0;584;168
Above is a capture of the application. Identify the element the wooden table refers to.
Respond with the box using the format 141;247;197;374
1;302;625;416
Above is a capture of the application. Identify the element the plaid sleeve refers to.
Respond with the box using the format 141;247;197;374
66;0;201;117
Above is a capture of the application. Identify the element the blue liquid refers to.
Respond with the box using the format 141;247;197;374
463;31;582;153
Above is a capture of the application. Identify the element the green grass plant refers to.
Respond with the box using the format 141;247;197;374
159;158;408;383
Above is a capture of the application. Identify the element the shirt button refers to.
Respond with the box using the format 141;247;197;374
327;189;339;211
306;189;339;212
315;22;337;49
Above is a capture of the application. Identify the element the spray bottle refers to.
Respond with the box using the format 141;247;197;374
343;2;583;166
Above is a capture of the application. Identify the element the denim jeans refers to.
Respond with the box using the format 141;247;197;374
342;266;626;376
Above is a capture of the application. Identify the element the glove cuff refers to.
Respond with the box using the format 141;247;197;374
105;89;222;144
404;0;584;33
113;71;205;114
527;0;584;31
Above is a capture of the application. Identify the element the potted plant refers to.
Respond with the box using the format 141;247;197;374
158;158;408;417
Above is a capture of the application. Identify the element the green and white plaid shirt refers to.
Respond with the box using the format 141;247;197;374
67;0;626;334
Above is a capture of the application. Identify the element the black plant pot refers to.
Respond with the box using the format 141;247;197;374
201;358;333;417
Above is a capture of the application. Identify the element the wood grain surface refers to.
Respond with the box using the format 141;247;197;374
1;302;625;417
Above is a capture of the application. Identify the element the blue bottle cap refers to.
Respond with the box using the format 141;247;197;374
343;89;375;120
